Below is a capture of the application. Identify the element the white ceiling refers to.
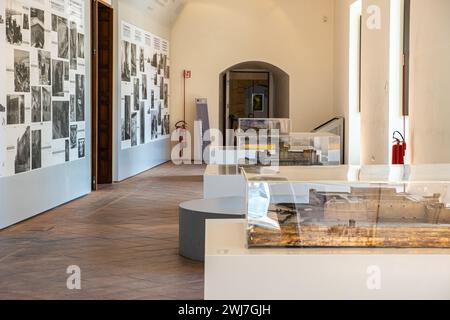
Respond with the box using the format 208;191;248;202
126;0;187;27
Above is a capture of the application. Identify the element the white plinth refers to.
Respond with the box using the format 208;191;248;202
203;165;246;199
205;219;450;300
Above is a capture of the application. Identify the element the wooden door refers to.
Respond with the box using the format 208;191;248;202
91;0;113;190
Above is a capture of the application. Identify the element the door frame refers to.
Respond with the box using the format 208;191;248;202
91;0;114;190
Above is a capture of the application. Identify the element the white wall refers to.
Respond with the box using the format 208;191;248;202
113;0;172;181
409;0;450;164
170;0;335;134
0;0;92;229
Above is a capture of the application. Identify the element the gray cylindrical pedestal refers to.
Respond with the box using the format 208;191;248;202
179;197;245;262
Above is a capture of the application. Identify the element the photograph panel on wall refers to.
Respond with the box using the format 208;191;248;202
70;21;77;70
31;86;41;123
38;50;51;85
52;59;64;97
57;16;69;59
75;74;85;121
32;129;41;170
6;94;25;125
30;7;45;49
14;126;31;174
52;101;69;139
42;87;51;122
14;49;30;93
1;0;87;178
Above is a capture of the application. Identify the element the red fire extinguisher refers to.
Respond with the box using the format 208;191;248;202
392;131;407;165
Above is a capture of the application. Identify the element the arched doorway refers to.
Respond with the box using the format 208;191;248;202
219;61;290;143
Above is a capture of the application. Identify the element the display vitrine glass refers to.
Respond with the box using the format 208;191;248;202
243;165;450;248
236;132;340;166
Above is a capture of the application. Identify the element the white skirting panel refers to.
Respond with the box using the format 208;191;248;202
205;219;450;300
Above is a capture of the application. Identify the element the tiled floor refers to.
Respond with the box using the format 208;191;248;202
0;163;205;300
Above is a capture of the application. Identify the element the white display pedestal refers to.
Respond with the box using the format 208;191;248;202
205;219;450;300
203;165;246;199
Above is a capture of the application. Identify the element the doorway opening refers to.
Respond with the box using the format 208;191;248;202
91;0;114;190
219;61;290;145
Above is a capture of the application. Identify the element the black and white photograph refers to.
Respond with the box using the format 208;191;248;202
142;74;147;100
70;94;76;122
151;53;157;68
139;47;145;73
131;112;137;146
151;90;155;109
23;13;29;30
158;101;162;126
31;86;41;123
52;101;69;139
65;139;70;162
123;95;131;141
121;41;130;82
163;115;170;136
159;76;164;99
70;21;77;70
52;59;64;97
151;111;158;140
6;8;23;45
78;138;85;158
133;78;140;111
0;104;5;112
42;87;51;122
164;83;169;108
70;125;77;149
76;74;85;121
14;49;30;93
64;61;69;81
6;94;25;125
57;16;69;59
51;14;57;32
31;130;41;170
165;65;170;79
38;50;51;85
140;104;145;144
0;14;4;24
78;33;85;59
30;7;45;49
131;43;137;76
15;126;31;174
153;72;158;86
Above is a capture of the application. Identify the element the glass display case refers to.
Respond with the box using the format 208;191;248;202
243;165;450;248
236;132;341;166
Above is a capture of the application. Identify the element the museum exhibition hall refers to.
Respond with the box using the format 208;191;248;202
0;0;450;301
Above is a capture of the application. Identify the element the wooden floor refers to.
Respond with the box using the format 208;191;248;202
0;163;206;300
